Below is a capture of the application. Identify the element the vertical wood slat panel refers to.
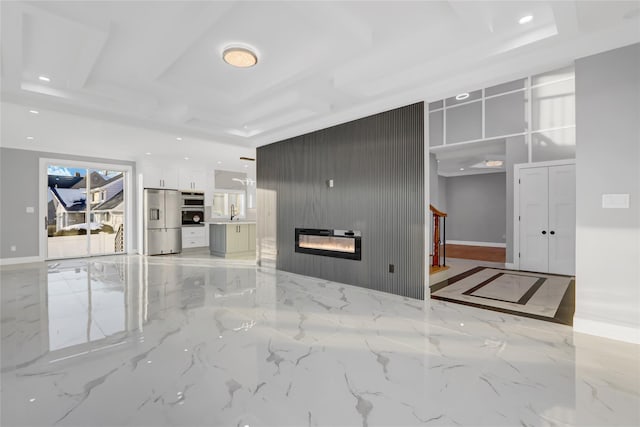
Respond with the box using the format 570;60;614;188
257;103;425;299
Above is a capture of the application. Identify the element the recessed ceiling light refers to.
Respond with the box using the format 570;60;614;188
485;160;504;167
184;157;189;160
38;76;50;82
518;15;533;24
26;136;34;140
29;110;39;114
459;167;465;171
145;152;152;155
217;161;222;164
455;92;470;101
176;137;182;141
223;46;258;68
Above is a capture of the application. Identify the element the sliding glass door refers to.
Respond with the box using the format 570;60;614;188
46;164;127;259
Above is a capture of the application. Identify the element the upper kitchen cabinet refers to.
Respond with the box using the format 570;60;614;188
142;165;178;189
178;168;206;192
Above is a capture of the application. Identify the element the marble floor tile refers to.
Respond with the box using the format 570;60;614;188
1;255;638;427
431;266;574;325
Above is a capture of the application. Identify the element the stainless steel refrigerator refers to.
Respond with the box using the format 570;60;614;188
144;188;182;255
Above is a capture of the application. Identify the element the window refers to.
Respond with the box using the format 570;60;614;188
212;191;245;218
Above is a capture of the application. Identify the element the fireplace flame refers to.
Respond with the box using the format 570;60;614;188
299;235;355;253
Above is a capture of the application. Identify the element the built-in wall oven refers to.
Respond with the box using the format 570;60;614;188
181;192;204;226
182;191;204;206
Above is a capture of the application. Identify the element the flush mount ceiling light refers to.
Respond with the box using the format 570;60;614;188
38;75;50;82
455;92;470;101
223;46;258;68
485;160;504;167
29;110;39;114
518;15;533;24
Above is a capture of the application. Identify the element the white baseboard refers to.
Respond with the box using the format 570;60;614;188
446;240;506;248
573;316;640;344
0;256;44;266
504;262;517;270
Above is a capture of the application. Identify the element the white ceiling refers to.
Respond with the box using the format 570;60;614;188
433;138;507;177
1;1;639;156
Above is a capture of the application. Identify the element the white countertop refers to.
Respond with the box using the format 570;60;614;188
205;220;257;225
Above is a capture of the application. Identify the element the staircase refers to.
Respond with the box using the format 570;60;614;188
429;205;449;274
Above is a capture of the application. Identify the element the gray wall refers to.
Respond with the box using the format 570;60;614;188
0;147;137;259
437;178;447;214
257;103;425;299
429;154;440;209
505;135;528;262
574;43;640;337
444;172;506;244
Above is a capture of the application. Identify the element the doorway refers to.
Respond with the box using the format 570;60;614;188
41;159;132;260
514;160;576;275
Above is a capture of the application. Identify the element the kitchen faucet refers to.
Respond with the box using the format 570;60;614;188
230;204;236;220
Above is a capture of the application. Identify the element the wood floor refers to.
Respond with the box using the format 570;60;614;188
443;244;506;263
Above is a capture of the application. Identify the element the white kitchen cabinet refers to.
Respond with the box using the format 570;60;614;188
182;226;207;249
142;165;178;189
179;168;207;192
209;223;256;257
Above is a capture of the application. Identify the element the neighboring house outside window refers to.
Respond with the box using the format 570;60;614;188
48;172;124;234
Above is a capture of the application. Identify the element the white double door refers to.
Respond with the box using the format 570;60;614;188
519;163;576;275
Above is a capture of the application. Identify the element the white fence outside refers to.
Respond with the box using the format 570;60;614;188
47;233;118;259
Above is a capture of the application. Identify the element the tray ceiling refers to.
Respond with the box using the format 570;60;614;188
2;1;639;149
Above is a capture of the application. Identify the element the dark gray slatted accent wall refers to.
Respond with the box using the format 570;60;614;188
257;103;425;299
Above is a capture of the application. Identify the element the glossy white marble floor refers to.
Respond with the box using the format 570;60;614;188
2;255;639;426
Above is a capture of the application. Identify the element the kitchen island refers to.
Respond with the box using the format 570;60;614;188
206;221;256;258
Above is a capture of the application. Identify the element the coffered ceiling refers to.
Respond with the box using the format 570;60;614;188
2;1;639;150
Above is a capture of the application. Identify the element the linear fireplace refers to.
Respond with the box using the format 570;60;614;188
295;228;361;260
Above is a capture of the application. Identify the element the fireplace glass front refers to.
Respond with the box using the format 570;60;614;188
295;228;361;260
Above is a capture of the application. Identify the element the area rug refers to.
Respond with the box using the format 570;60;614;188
430;266;575;325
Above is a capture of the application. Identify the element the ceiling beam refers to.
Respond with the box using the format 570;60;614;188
550;2;580;36
68;25;111;90
142;2;235;82
287;2;372;46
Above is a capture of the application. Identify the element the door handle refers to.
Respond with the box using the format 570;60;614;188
44;216;47;230
550;231;555;235
541;230;547;235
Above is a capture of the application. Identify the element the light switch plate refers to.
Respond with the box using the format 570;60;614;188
602;194;630;209
25;206;34;213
